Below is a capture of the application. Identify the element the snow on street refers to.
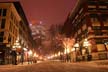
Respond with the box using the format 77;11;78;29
0;61;108;72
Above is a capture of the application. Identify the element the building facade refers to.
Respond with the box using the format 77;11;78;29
0;2;34;64
62;0;108;61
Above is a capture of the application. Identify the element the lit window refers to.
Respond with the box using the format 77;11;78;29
99;6;107;8
90;14;100;26
97;44;106;51
88;5;96;8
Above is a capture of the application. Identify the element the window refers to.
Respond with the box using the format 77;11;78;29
82;24;87;31
88;1;97;11
98;1;108;11
98;6;108;11
82;18;87;31
99;6;107;9
0;37;3;42
88;5;97;11
92;26;101;30
93;26;102;36
90;14;100;26
101;14;108;26
88;5;96;8
99;1;108;6
78;29;81;34
1;19;6;29
97;44;106;51
90;14;98;19
82;29;88;36
74;32;77;38
88;1;97;5
3;9;7;16
96;39;103;44
0;9;7;16
8;35;11;42
0;9;2;16
0;19;1;26
0;32;4;36
88;8;96;11
102;26;108;30
94;30;102;36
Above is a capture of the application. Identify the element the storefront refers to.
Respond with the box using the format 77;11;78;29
0;45;11;65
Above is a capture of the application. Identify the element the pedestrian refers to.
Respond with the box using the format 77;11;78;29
11;50;17;65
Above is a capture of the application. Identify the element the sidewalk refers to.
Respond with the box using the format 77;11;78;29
92;60;108;65
0;60;42;67
78;60;108;66
0;62;34;68
18;62;30;66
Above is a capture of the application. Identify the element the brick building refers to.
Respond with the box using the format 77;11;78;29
62;0;108;61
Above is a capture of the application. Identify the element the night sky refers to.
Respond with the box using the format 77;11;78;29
1;0;77;27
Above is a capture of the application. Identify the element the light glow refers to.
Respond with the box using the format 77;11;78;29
71;48;75;51
23;48;27;51
83;39;90;47
28;50;33;55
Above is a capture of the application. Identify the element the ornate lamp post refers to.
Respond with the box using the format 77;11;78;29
12;38;22;65
83;38;91;61
28;50;33;64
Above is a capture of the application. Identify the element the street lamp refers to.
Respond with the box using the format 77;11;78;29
83;39;90;54
28;50;33;55
62;37;75;62
12;38;22;65
28;50;33;64
83;38;91;61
